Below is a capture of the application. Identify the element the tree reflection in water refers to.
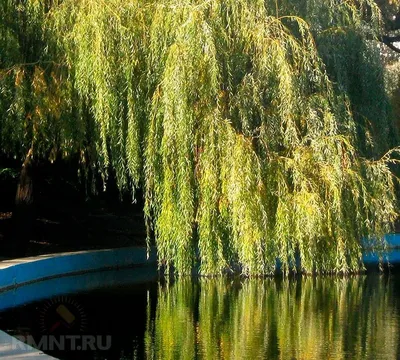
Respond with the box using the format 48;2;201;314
145;276;399;360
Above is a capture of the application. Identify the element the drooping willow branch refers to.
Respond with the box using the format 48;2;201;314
0;0;398;275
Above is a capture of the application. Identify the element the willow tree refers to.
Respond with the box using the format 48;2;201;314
0;0;399;274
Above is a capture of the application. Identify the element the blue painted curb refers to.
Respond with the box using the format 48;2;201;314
362;233;400;249
363;250;400;264
0;267;158;312
0;247;157;292
363;233;400;265
0;233;398;301
382;233;400;248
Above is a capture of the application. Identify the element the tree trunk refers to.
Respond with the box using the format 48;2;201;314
7;148;35;257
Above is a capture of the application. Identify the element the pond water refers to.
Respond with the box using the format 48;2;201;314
0;273;399;360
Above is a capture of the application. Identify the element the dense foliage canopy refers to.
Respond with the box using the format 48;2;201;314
1;0;399;275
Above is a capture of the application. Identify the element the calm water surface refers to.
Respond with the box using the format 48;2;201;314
0;274;399;359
